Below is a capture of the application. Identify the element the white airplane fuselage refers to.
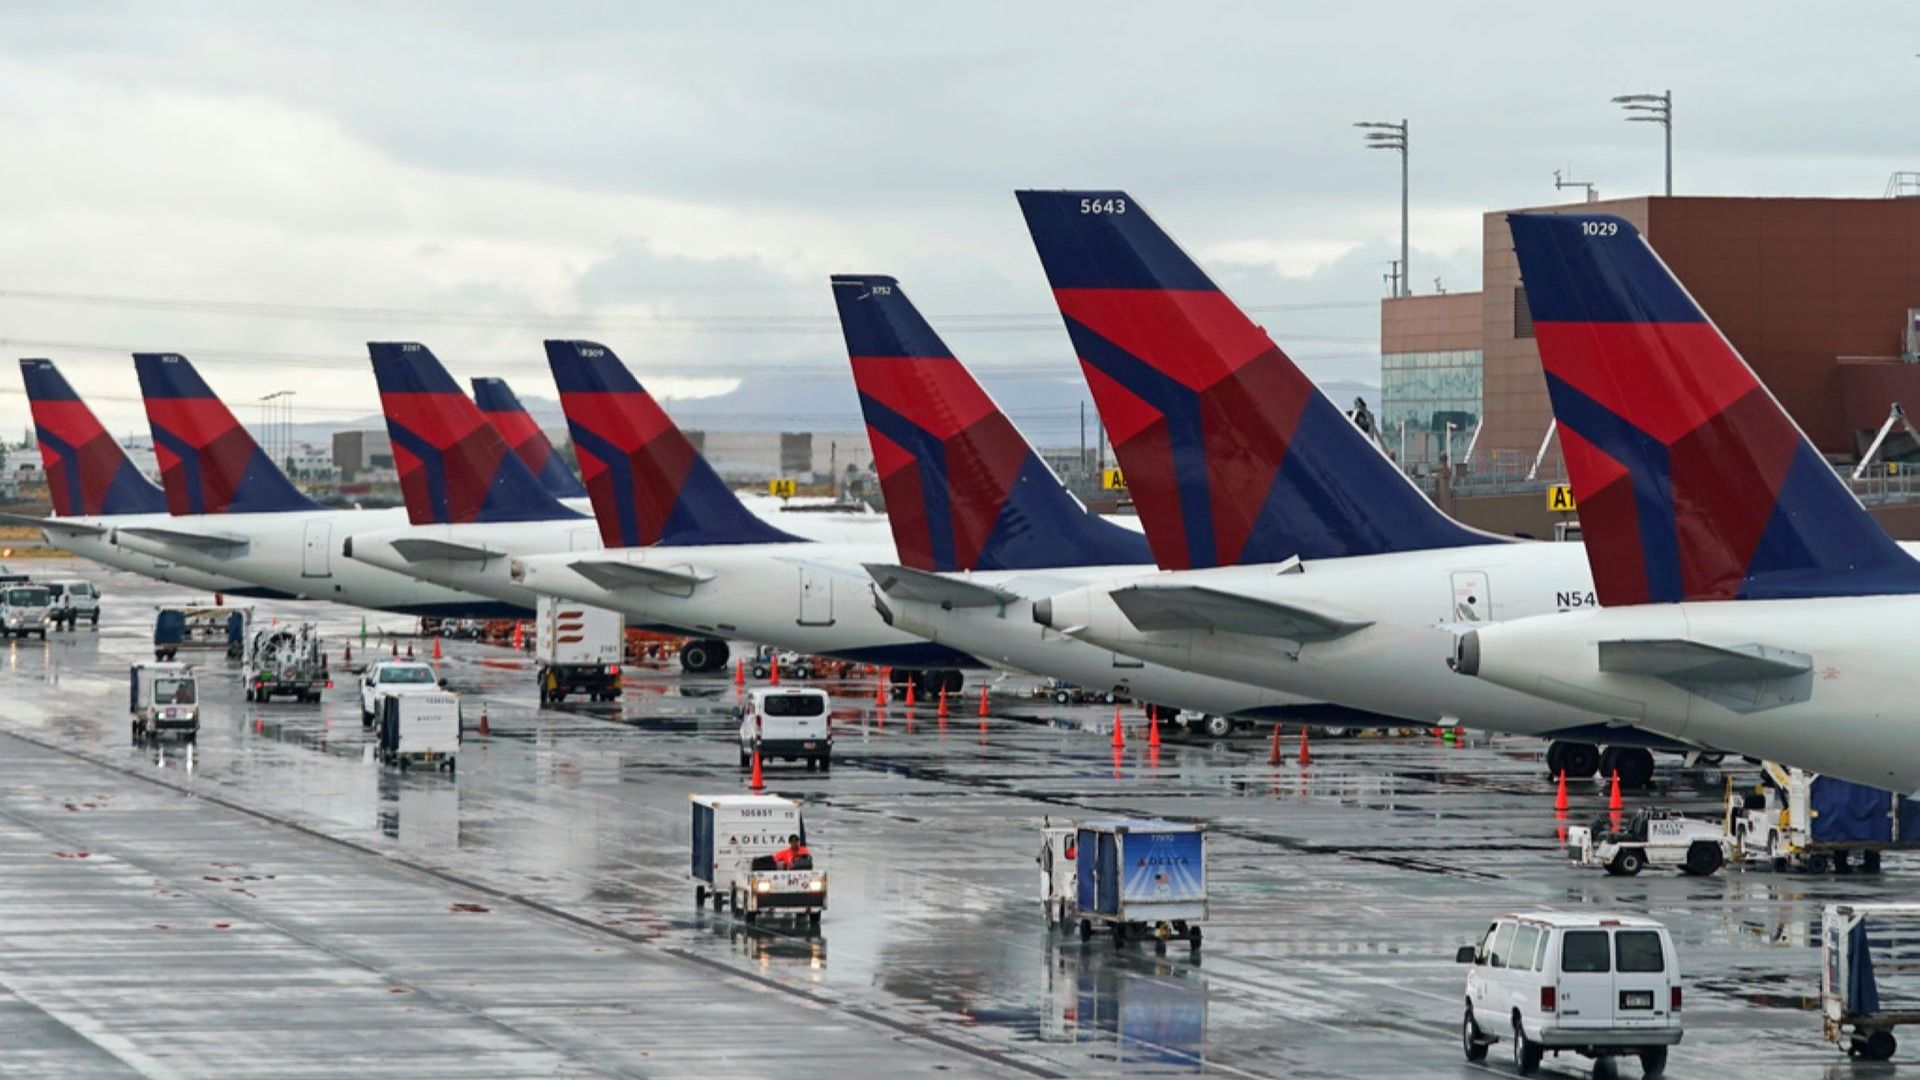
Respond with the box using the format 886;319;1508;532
1459;596;1920;792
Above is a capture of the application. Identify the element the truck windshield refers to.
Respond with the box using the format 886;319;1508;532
764;694;826;717
380;667;436;684
6;588;49;606
1615;931;1665;972
154;677;196;704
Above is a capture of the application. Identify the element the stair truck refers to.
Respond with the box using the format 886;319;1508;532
689;793;826;928
242;622;329;703
1823;903;1920;1061
1728;763;1920;873
1072;818;1207;953
130;661;199;744
535;596;624;704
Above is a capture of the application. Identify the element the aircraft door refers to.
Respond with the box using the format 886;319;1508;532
1450;570;1490;622
303;520;332;578
798;567;834;626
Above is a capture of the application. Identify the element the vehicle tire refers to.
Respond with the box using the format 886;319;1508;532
1111;923;1126;950
1617;849;1646;877
1154;939;1167;955
695;886;707;908
1560;741;1601;779
1616;747;1657;789
1511;1015;1542;1075
743;910;758;926
792;666;811;680
807;911;822;928
805;757;817;771
1461;1006;1488;1062
1639;1045;1669;1076
1054;690;1072;705
185;732;196;745
1079;918;1092;942
738;747;751;768
1187;925;1202;948
244;687;254;703
1865;1029;1897;1061
1865;849;1884;874
90;612;99;627
1202;714;1234;739
941;669;965;694
819;755;831;774
751;665;769;680
1808;852;1831;874
1684;841;1724;877
679;639;713;673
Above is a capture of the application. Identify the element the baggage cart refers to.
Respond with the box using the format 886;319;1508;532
689;793;825;928
1823;903;1920;1061
1073;819;1207;953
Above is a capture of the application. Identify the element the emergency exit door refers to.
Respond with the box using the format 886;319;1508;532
1450;571;1490;622
302;520;332;578
797;567;834;626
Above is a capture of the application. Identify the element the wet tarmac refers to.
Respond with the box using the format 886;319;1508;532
0;558;1906;1078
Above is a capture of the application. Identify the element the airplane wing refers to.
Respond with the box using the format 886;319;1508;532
118;526;249;551
387;538;503;563
1110;584;1373;642
1597;639;1812;715
864;563;1019;609
0;512;107;536
567;559;713;591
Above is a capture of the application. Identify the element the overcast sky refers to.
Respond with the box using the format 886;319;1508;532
0;2;1915;440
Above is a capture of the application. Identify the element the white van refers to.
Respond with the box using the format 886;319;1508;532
737;687;832;771
46;579;100;629
0;584;54;639
1458;911;1682;1076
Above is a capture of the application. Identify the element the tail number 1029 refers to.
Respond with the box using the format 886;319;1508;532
1580;221;1619;237
1079;197;1127;215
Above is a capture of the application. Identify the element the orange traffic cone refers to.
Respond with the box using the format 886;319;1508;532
511;622;523;650
874;675;887;706
1111;704;1125;748
405;642;414;659
1148;706;1161;748
905;678;916;707
1297;726;1311;765
978;686;989;717
770;655;780;685
735;659;745;687
390;640;399;657
344;644;352;663
478;703;490;738
432;636;442;660
1554;770;1570;812
937;688;949;718
1268;724;1283;765
749;749;765;792
1608;770;1624;812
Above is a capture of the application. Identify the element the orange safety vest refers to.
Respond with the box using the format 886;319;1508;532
772;845;810;869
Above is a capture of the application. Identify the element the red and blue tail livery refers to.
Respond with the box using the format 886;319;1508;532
471;377;589;500
1016;190;1487;571
133;353;324;515
368;343;582;526
546;340;802;548
1509;212;1920;604
833;274;1148;571
22;359;167;517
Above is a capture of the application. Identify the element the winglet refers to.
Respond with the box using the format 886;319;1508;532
1017;189;1489;569
545;340;802;548
1508;212;1920;602
471;376;589;500
368;343;581;526
21;358;167;516
133;353;325;515
833;273;1148;571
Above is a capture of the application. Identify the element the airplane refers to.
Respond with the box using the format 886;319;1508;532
506;340;983;688
342;340;891;671
836;273;1346;728
1009;188;1728;787
10;358;284;597
470;376;590;500
1453;211;1920;792
103;352;525;616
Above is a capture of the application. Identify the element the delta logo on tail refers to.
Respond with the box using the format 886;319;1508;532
132;353;324;516
471;377;589;500
21;359;167;517
1016;189;1486;571
368;343;580;526
833;274;1148;571
545;340;800;548
1509;212;1920;604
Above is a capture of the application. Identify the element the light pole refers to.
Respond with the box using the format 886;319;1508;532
258;390;294;472
1612;91;1672;196
1356;119;1409;297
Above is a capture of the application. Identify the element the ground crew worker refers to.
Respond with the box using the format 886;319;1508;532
772;834;811;869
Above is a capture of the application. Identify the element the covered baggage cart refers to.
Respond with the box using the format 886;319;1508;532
689;793;825;927
1823;903;1920;1061
1073;818;1207;952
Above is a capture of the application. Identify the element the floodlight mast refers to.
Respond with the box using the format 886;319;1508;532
1612;91;1672;196
1355;119;1409;297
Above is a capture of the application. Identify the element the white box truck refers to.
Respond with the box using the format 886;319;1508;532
535;596;623;704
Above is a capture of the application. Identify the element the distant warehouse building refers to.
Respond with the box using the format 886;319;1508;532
331;429;394;483
1383;194;1920;534
685;430;873;483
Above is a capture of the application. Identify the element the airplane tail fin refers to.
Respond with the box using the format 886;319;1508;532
1508;212;1920;603
132;353;325;515
545;340;802;548
833;274;1148;571
1016;189;1488;570
471;377;589;500
368;343;581;526
21;359;168;517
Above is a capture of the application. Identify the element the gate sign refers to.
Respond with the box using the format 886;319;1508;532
768;478;797;498
1101;467;1127;491
1547;484;1577;512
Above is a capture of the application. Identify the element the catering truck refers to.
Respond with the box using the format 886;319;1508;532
129;661;199;743
535;596;623;704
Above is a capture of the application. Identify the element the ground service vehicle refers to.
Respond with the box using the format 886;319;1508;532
359;659;442;726
1073;819;1207;953
243;623;329;703
1459;912;1682;1076
129;661;199;743
1039;822;1079;930
1567;809;1726;877
535;596;623;703
1823;903;1920;1061
1727;764;1920;873
737;687;832;771
375;691;460;772
45;578;99;628
152;606;248;661
689;793;825;926
1;584;54;639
